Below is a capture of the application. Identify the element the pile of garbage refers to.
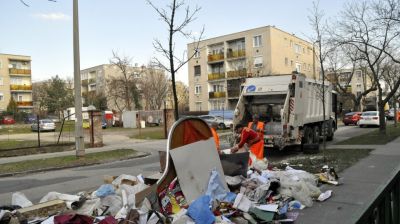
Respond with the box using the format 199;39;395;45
0;164;337;224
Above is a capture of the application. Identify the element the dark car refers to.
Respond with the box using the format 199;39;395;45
343;112;362;126
24;115;37;124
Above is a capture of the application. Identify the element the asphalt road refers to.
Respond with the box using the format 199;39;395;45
0;124;376;205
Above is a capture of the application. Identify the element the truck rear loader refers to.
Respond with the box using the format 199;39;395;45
233;73;337;149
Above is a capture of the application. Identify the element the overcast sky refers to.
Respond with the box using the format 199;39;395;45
0;0;349;84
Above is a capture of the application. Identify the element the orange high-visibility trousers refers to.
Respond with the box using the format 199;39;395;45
248;121;265;160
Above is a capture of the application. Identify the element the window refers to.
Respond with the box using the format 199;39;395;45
0;92;3;101
295;63;302;72
212;84;224;92
356;71;362;79
195;85;202;94
290;60;294;66
254;56;263;68
194;65;201;76
253;35;262;47
357;84;362;89
0;76;3;85
238;41;245;51
194;48;200;58
18;95;23;102
195;102;202;111
11;77;22;85
285;58;288;66
294;44;302;54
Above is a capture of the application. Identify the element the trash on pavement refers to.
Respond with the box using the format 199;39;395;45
12;192;33;208
187;195;215;224
318;190;333;202
317;165;340;185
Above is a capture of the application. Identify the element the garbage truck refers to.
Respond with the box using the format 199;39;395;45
233;72;337;149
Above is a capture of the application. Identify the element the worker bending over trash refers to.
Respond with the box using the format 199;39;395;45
230;123;260;154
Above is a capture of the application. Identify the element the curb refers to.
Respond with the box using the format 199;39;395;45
0;151;151;178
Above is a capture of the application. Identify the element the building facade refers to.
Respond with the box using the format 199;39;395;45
187;26;319;111
80;64;165;111
0;54;33;112
326;69;377;111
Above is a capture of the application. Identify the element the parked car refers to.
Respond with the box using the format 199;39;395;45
343;112;362;126
24;114;37;124
31;119;56;132
1;116;16;125
198;115;233;129
359;111;385;127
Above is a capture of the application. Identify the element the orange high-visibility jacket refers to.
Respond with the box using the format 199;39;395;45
211;128;220;151
248;121;265;159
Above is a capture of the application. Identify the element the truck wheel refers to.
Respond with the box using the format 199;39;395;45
313;126;321;143
303;126;314;145
326;121;334;141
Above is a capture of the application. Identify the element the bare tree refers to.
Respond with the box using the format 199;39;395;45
147;0;204;120
334;0;400;134
326;46;378;112
308;0;333;154
139;65;169;110
107;51;141;113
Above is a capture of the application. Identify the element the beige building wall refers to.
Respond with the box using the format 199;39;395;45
187;26;318;112
0;54;33;112
80;64;163;111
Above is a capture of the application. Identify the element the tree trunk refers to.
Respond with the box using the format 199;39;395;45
170;0;179;121
394;96;398;127
378;87;386;135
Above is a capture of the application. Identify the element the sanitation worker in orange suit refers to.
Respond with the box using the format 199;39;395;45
247;114;265;160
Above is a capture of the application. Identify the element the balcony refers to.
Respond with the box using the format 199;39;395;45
9;68;31;76
208;73;225;81
209;91;226;99
81;79;89;85
17;101;33;107
208;53;224;62
227;69;247;78
227;90;241;98
227;50;246;59
10;84;32;91
88;78;96;84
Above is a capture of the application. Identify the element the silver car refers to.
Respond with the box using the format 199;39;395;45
31;119;56;132
198;115;233;129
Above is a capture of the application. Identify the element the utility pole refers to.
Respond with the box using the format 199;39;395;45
73;0;85;157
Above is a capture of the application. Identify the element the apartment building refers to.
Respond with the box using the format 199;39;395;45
80;64;163;111
187;26;319;111
326;69;377;111
0;54;33;112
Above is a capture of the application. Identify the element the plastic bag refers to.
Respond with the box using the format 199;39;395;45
187;195;214;224
206;169;236;203
99;195;123;216
96;184;115;198
11;192;33;208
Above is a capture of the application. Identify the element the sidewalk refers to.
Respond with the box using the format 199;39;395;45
296;136;400;224
0;138;167;165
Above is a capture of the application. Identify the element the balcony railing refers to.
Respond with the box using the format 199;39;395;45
227;90;241;98
208;53;224;62
9;68;31;75
209;91;226;99
17;101;33;107
227;50;246;59
10;84;32;91
227;69;247;78
208;73;225;81
88;78;96;84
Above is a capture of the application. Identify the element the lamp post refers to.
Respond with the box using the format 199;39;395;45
73;0;85;157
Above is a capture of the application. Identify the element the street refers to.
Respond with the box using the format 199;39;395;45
0;124;375;204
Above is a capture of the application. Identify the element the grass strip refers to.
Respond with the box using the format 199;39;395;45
269;148;373;173
0;148;141;175
335;125;400;145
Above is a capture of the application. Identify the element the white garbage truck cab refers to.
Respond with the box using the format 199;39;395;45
233;72;337;149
